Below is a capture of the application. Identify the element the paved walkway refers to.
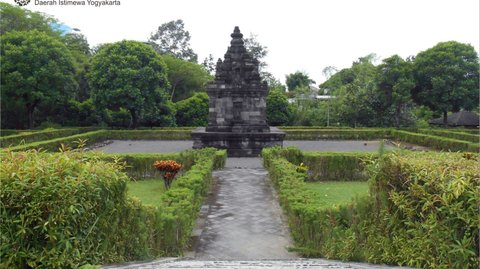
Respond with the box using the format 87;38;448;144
194;160;296;259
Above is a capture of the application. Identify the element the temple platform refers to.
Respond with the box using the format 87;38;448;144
191;127;285;157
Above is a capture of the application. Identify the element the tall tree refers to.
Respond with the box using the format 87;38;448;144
377;55;415;127
322;66;338;81
162;54;212;102
1;30;77;129
175;92;209;126
412;41;479;124
266;89;291;126
89;40;171;128
0;2;60;36
149;19;198;62
62;32;91;101
244;33;268;71
286;71;316;91
202;54;216;75
328;55;381;127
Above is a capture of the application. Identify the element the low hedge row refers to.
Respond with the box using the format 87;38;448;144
412;129;479;143
391;130;477;152
7;130;110;152
4;127;477;154
0;128;95;147
6;129;193;152
262;147;479;268
1;148;227;268
0;129;29;137
283;128;392;140
108;130;191;140
303;152;373;181
262;146;373;181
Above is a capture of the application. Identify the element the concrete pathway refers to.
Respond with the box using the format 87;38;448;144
194;159;296;259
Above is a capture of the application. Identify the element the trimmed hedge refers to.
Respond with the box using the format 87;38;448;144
7;130;110;152
0;129;30;137
303;152;373;181
5;127;477;154
0;128;93;147
262;147;479;268
412;129;479;143
1;148;227;268
108;130;191;140
283;128;392;140
6;129;193;152
262;146;374;181
391;130;477;152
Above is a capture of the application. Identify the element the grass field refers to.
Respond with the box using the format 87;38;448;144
127;179;166;206
306;181;369;208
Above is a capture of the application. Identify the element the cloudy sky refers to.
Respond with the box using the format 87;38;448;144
4;0;479;84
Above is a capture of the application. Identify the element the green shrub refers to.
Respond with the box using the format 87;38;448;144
262;147;479;268
364;152;479;268
0;147;226;268
1;150;131;268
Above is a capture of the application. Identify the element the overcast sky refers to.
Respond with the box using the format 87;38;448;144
4;0;479;84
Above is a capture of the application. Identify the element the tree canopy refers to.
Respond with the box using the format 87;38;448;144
286;71;316;91
162;54;212;102
0;2;60;36
175;92;209;126
412;41;479;124
89;40;172;128
266;89;291;126
377;55;415;127
149;19;198;62
1;30;77;129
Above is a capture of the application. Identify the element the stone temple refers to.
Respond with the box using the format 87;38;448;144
192;26;285;157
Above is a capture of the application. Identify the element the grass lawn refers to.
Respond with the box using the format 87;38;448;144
127;179;166;206
306;181;369;208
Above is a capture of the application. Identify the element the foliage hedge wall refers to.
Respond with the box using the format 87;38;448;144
0;128;96;147
0;148;226;268
262;147;479;268
2;128;477;153
263;146;373;181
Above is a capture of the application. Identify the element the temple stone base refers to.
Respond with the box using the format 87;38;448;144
192;127;285;157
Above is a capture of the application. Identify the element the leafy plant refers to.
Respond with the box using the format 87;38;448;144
153;160;183;189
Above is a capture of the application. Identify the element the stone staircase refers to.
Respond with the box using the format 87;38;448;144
102;258;410;269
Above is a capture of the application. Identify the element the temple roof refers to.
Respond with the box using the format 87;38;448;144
213;26;264;86
429;111;479;127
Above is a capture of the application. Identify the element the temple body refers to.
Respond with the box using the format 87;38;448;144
192;26;285;157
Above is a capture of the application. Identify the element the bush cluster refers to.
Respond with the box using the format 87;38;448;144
1;148;226;268
262;147;479;268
